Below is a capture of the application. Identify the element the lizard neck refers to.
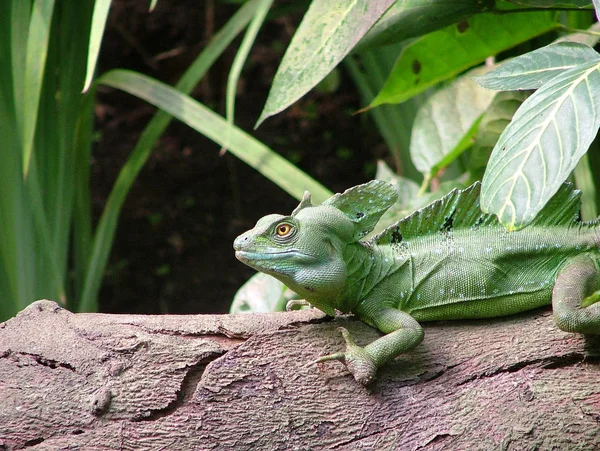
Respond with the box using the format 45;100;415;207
337;241;413;314
335;242;387;313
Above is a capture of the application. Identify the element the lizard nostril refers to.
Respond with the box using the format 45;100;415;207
233;234;249;250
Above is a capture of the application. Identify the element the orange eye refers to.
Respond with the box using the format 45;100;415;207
276;223;293;237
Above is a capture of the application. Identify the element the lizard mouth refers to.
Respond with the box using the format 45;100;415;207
235;249;315;262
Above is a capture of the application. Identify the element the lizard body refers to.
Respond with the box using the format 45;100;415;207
234;181;600;384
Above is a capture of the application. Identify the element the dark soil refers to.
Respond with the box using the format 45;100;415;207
94;0;388;314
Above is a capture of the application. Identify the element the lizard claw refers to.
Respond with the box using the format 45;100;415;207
312;327;377;385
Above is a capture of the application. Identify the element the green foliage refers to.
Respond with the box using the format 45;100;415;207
257;0;396;126
5;0;600;319
479;48;600;229
97;70;331;203
369;11;558;108
229;1;600;312
409;67;496;190
0;0;96;320
0;0;329;319
253;1;600;231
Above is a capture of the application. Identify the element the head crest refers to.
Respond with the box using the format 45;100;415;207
292;191;313;216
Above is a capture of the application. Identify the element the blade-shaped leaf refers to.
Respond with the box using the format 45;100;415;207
225;0;273;139
593;0;600;21
410;68;496;178
83;0;112;92
370;11;557;108
357;0;489;49
481;59;600;230
256;0;394;126
22;0;56;175
475;42;600;91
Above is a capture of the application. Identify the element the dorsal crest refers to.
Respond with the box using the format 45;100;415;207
373;181;582;245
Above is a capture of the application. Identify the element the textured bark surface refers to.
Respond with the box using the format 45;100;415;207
1;300;600;450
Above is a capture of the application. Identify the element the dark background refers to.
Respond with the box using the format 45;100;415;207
94;0;388;314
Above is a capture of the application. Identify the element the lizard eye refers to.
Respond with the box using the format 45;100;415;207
276;223;293;237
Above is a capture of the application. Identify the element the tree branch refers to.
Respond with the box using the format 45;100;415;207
1;300;600;450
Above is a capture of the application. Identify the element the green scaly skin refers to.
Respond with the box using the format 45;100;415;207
233;181;600;385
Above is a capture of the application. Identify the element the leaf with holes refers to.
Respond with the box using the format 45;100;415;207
369;11;557;108
481;59;600;230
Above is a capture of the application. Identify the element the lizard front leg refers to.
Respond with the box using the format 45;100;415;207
314;306;424;385
553;254;600;334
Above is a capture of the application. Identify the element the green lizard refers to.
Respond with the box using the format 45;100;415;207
233;181;600;384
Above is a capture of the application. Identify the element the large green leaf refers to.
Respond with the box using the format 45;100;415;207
410;67;495;180
475;42;600;91
357;0;490;49
481;59;600;230
370;11;557;108
256;0;394;126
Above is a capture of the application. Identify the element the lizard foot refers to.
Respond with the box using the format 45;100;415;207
312;327;377;385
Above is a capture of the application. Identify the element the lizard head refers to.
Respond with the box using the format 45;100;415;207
233;180;398;313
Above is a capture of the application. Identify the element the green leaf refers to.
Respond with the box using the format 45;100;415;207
475;42;600;91
375;161;420;211
83;0;112;92
573;153;597;221
257;0;394;126
358;0;491;49
481;59;600;230
370;11;557;108
344;46;424;181
22;0;56;175
410;68;496;179
224;0;273;150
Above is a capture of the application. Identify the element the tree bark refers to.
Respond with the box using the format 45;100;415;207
1;300;600;450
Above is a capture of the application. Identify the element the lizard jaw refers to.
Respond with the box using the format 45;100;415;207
235;249;315;263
